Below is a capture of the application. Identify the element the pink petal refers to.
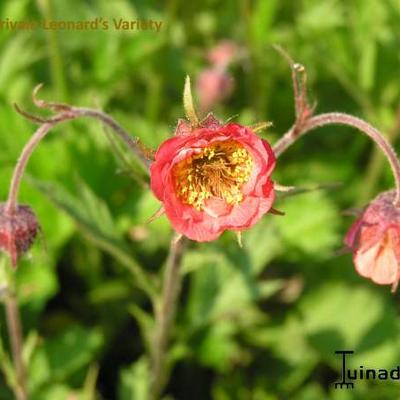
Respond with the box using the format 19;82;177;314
354;231;399;285
203;197;232;218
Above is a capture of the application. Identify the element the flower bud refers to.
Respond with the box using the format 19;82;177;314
345;190;400;291
0;203;39;267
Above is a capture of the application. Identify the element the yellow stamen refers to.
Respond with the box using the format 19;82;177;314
172;140;253;210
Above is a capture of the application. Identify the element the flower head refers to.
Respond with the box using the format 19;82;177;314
345;190;400;291
0;203;39;267
150;116;276;241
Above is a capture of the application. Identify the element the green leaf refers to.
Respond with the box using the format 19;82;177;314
0;332;15;393
128;304;155;352
359;41;376;92
298;0;344;33
16;259;58;309
242;216;283;274
250;0;279;46
88;279;131;304
245;315;318;393
184;243;282;328
29;176;156;297
183;245;282;372
276;191;340;258
31;385;75;400
299;282;400;368
29;325;103;394
118;357;150;400
196;321;239;372
0;33;42;91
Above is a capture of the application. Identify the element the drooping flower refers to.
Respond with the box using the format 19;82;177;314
0;203;39;267
344;190;400;291
150;115;276;241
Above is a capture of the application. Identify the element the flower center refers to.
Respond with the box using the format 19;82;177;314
172;140;253;210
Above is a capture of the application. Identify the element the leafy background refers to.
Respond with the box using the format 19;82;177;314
0;0;400;399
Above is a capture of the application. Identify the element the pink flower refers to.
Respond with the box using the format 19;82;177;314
345;190;400;291
196;68;234;113
150;116;276;241
207;40;239;69
0;203;39;266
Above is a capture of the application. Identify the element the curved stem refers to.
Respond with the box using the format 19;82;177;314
73;108;151;168
149;234;186;400
5;106;150;215
5;123;54;215
273;112;400;206
5;295;27;400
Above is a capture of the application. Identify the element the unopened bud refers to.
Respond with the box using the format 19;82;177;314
0;204;39;267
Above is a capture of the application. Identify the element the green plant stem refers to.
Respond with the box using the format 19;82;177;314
149;234;186;400
5;294;27;400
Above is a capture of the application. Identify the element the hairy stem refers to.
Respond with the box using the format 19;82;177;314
358;108;400;205
5;123;54;215
273;112;400;206
149;234;186;400
5;294;27;400
73;107;151;168
6;105;150;215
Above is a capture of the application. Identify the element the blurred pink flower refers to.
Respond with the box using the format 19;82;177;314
207;40;239;69
196;68;234;113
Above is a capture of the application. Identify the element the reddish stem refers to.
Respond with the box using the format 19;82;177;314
5;123;54;215
149;234;186;400
5;295;27;400
5;106;150;216
273;112;400;206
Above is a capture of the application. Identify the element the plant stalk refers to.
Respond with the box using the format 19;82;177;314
149;234;186;400
6;102;151;216
5;123;54;215
273;112;400;206
5;292;27;400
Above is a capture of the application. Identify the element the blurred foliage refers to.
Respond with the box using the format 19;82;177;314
0;0;400;399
